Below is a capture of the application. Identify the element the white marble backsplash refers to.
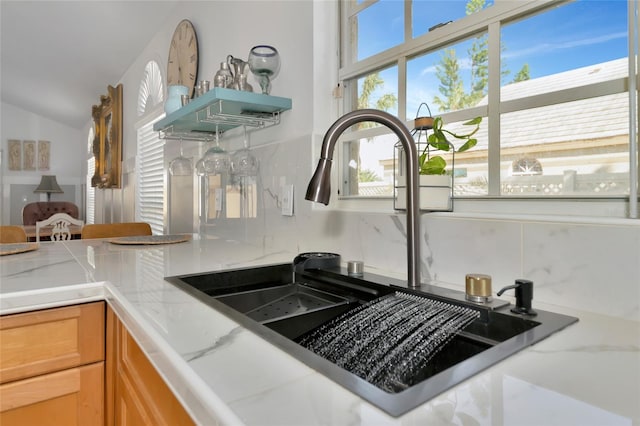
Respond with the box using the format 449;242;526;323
204;135;640;321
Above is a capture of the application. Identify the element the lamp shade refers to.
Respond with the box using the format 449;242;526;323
34;175;64;195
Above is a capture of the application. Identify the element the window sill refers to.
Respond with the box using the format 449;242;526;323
328;196;639;224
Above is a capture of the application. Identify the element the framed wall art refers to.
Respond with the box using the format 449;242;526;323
91;84;123;188
8;139;21;170
38;140;50;171
23;140;36;171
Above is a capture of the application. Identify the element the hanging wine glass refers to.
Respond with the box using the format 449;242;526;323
202;131;230;175
247;45;280;95
169;138;192;176
231;126;259;177
195;157;206;176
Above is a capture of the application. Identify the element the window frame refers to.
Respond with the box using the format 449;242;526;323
332;0;639;218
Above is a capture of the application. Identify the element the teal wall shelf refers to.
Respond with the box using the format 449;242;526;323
153;87;292;141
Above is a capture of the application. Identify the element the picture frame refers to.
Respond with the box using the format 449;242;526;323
38;140;50;170
8;139;21;171
23;140;36;171
91;84;123;188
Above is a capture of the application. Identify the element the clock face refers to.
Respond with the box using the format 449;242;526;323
167;19;198;98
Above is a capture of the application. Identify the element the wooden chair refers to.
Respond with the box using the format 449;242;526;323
35;213;85;242
0;226;28;243
80;222;152;240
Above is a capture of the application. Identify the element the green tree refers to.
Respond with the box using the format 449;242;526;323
350;72;397;194
511;63;530;83
357;72;398;123
432;49;467;112
358;168;382;182
433;0;531;110
466;0;489;106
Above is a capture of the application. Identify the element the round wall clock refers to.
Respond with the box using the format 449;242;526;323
167;19;198;98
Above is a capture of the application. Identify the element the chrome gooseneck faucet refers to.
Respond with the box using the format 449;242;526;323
305;109;421;288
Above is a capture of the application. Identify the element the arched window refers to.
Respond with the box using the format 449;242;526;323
512;157;543;176
137;60;164;116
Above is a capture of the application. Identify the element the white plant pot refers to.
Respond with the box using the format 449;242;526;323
395;174;452;211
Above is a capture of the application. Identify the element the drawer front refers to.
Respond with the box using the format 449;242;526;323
0;302;105;384
0;361;104;425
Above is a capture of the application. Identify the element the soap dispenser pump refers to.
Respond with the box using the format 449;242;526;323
497;279;537;316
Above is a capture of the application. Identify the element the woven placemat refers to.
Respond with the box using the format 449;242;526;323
108;234;191;245
0;243;39;256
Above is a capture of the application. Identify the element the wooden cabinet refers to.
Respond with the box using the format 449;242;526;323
106;306;195;426
0;302;105;425
0;302;194;426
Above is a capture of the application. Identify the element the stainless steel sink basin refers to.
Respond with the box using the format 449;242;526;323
166;263;578;416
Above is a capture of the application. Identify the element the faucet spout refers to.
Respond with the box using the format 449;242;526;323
305;109;421;288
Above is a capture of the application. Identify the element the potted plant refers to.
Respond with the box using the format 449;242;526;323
418;115;482;175
395;110;482;211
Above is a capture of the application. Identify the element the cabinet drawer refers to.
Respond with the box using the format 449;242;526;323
0;302;105;384
0;361;104;425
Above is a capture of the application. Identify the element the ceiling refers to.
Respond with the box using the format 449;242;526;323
1;1;179;130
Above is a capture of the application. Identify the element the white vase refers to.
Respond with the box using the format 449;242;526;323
164;85;189;115
395;174;452;211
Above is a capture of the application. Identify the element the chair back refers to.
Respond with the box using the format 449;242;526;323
81;222;152;240
0;226;28;243
36;213;85;242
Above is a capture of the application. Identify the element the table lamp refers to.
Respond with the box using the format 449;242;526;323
34;175;64;202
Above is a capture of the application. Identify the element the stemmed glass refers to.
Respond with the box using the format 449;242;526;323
202;132;230;175
231;127;259;177
247;45;280;95
169;138;192;176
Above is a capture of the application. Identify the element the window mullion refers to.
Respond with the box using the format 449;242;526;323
487;21;502;196
398;56;407;122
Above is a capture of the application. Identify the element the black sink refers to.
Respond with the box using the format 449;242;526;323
166;263;578;416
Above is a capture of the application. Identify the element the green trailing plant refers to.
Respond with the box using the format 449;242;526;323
418;116;482;175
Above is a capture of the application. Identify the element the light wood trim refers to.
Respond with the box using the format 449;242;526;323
113;310;195;425
0;302;105;384
0;362;104;425
105;306;117;426
116;361;155;425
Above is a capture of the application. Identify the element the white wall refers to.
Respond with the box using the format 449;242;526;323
106;0;639;322
16;0;634;322
1;101;84;224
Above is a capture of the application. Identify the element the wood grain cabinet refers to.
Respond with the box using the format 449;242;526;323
0;302;195;426
0;302;105;425
106;307;195;426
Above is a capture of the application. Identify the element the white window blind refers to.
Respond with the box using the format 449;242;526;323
86;127;95;224
136;116;165;234
86;157;95;224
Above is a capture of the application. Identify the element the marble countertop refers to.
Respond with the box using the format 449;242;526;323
1;238;638;425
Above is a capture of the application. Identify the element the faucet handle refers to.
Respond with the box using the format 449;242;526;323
497;279;537;316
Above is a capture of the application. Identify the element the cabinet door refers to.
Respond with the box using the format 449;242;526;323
0;361;104;426
108;307;194;426
0;302;105;384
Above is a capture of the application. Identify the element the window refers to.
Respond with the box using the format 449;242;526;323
338;0;636;214
136;116;165;234
135;60;166;234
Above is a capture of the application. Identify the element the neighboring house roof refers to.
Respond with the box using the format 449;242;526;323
452;58;629;150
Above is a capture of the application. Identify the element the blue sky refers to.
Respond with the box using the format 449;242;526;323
357;0;629;117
